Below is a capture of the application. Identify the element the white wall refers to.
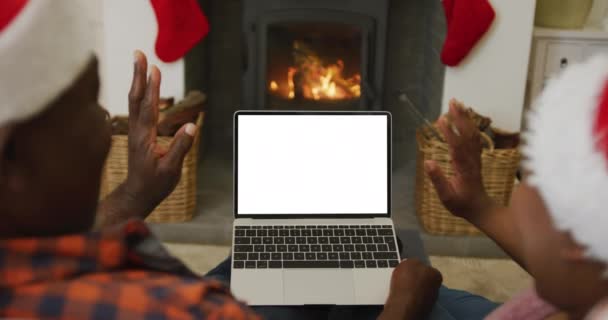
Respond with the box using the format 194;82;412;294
97;0;185;116
441;0;536;132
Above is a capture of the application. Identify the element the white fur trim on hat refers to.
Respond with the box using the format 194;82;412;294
524;54;608;265
0;0;94;126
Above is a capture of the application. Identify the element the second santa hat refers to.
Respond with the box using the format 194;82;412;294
524;54;608;266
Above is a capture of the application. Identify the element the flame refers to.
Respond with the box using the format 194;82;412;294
270;81;278;91
287;67;296;99
269;42;361;101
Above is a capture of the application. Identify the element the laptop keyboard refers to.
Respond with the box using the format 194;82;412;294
232;225;400;269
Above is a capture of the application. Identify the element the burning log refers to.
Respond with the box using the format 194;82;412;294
293;70;305;100
332;77;359;97
273;40;362;101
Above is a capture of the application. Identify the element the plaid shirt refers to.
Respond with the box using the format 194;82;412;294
0;219;260;320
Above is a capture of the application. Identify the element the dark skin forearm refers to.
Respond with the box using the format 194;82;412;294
378;260;442;320
377;297;420;320
95;183;151;229
425;100;528;271
467;190;527;269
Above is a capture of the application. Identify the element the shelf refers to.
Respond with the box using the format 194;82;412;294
534;27;608;40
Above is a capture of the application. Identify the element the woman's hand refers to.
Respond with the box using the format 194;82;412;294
424;99;494;224
424;100;527;267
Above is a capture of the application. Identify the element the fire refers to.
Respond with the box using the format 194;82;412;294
269;41;361;101
269;81;278;91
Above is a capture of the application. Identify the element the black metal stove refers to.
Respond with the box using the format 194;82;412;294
242;0;389;110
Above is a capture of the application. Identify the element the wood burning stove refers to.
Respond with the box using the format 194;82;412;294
242;0;388;110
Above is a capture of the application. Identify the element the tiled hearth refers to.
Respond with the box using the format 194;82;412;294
148;0;508;258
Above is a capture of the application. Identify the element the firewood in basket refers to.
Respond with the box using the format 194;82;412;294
159;97;174;111
157;91;206;136
110;116;129;135
465;107;492;131
493;130;520;149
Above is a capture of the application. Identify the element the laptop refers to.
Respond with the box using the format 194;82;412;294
231;111;400;305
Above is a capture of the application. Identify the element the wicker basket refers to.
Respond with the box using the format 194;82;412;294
100;113;204;223
414;126;521;235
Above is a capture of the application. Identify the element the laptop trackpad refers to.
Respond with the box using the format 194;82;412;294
284;269;355;305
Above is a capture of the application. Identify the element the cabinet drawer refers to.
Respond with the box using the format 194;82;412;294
544;42;584;77
585;43;608;59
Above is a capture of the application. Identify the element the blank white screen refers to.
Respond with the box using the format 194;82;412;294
237;114;388;215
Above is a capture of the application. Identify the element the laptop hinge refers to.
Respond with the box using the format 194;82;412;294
234;217;392;224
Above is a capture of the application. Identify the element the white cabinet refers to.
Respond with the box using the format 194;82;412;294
586;43;608;57
543;42;583;76
526;28;608;111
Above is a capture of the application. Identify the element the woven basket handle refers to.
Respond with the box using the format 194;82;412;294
417;127;495;152
480;132;495;152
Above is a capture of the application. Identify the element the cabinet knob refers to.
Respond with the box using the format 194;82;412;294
560;58;569;69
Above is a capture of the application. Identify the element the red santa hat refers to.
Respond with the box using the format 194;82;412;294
0;0;94;126
524;54;608;266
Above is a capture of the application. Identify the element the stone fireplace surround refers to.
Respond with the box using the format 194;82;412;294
149;0;507;258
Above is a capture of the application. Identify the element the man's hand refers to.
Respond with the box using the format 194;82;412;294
424;99;493;223
378;259;443;320
124;50;197;212
96;50;197;228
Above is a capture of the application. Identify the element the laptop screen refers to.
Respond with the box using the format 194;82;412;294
235;112;390;216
